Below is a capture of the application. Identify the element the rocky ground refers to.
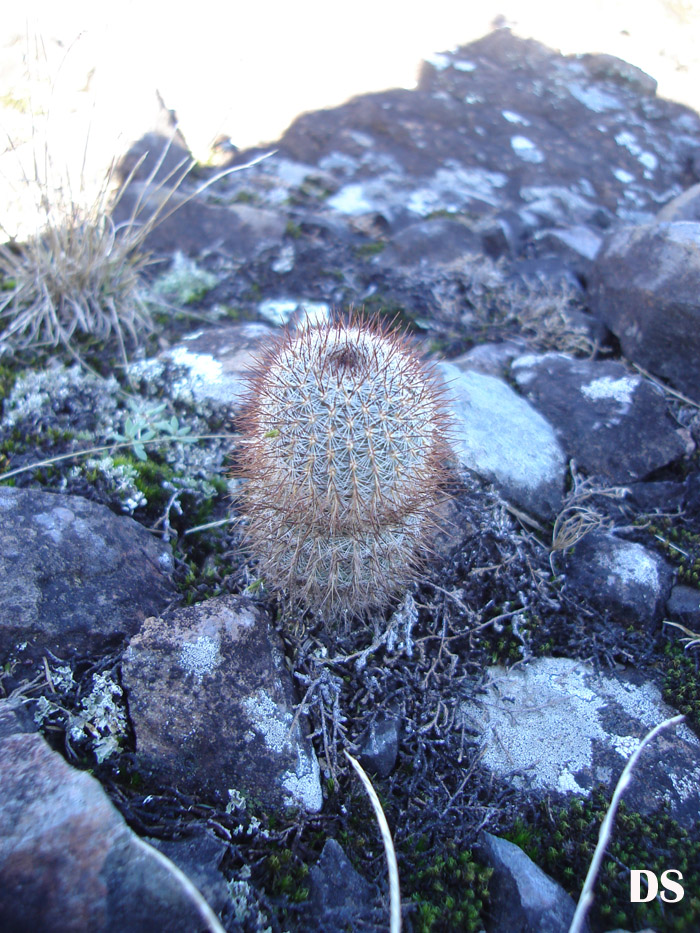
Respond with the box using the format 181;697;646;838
2;27;700;933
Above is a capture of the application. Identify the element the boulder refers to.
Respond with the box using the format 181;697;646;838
566;530;674;627
122;595;322;812
441;363;566;518
588;222;700;401
0;487;175;668
511;353;686;482
460;657;700;827
0;702;224;932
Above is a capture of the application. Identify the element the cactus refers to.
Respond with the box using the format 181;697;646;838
236;314;451;618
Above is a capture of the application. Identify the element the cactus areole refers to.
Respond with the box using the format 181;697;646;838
237;315;451;618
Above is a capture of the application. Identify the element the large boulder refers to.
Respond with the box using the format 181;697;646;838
588;222;700;401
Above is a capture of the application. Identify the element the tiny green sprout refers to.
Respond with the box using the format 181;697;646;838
263;429;280;439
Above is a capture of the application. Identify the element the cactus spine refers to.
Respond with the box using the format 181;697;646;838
237;315;451;618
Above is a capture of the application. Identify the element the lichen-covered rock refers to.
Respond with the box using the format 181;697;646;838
441;362;566;518
588;221;700;401
566;530;674;627
122;595;322;812
0;487;175;668
460;658;700;827
0;701;224;932
511;352;687;482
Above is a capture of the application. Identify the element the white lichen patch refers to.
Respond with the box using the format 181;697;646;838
258;298;329;326
459;658;698;798
453;59;476;72
179;635;222;680
69;672;128;763
568;83;622;113
581;374;639;407
596;539;660;591
502;110;530;125
511;136;545;164
169;347;224;384
613;167;636;184
242;690;322;811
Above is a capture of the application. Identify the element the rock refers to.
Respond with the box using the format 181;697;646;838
112;185;287;261
129;322;276;414
588;221;700;401
122;594;322;812
566;530;674;627
449;341;523;378
147;828;230;917
0;702;224;932
511;353;686;482
0;487;175;667
476;832;584;933
380;217;481;266
657;183;700;222
440;362;566;518
666;584;700;628
358;718;400;778
460;657;700;827
308;839;379;932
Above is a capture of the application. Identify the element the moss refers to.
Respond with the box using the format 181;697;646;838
509;791;700;932
663;641;700;732
406;841;492;932
354;241;386;259
285;220;303;239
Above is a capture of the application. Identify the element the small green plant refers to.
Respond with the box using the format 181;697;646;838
236;313;452;618
408;844;492;932
109;400;194;461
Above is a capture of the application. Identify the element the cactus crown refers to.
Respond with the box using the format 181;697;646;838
237;314;451;618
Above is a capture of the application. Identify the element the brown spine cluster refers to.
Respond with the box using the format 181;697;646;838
236;314;451;618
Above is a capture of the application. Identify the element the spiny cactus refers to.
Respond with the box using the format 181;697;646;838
236;314;451;618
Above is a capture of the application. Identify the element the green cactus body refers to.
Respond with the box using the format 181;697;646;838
237;316;451;617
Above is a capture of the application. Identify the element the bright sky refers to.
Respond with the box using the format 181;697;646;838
6;1;700;162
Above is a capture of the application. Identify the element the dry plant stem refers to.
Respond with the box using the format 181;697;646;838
344;751;402;933
568;714;686;933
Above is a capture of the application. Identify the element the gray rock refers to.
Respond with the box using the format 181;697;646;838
147;828;230;917
566;530;674;627
441;362;566;518
129;322;276;413
657;182;700;222
0;487;175;667
477;832;584;933
511;353;686;482
358;717;400;778
667;584;700;627
0;703;223;932
589;221;700;401
460;658;700;827
122;594;322;812
308;839;379;932
380;217;481;266
449;340;523;378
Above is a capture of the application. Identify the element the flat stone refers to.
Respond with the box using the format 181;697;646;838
589;222;700;401
0;705;223;932
441;363;566;518
0;487;175;668
129;322;276;413
566;530;674;627
512;353;686;482
477;832;584;933
460;657;700;827
657;183;700;222
122;594;322;812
